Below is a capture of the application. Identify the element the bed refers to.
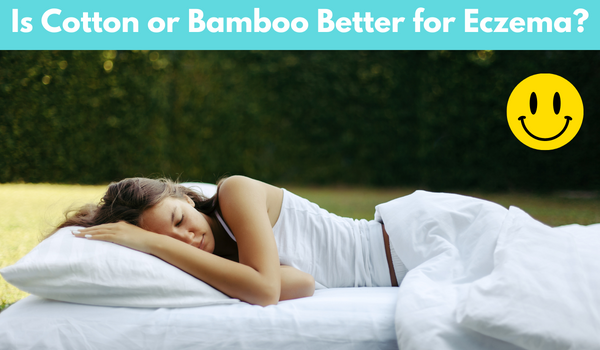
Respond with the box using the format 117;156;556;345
2;184;600;350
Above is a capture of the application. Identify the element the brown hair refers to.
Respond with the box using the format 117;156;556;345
53;177;219;234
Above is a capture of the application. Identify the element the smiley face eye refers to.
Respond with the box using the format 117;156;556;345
529;92;537;115
553;92;561;115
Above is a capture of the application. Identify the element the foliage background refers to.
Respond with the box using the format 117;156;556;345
1;50;598;191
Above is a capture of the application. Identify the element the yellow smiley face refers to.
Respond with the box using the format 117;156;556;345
507;74;584;150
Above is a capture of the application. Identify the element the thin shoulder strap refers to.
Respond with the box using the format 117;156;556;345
215;211;237;242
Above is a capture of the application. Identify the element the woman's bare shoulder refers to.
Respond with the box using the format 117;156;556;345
218;176;283;225
219;175;281;196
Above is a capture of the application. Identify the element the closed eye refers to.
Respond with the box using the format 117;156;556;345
176;214;184;227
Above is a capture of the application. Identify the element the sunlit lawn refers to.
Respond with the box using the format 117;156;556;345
1;183;599;309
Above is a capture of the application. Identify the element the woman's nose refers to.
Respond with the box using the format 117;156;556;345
174;228;194;243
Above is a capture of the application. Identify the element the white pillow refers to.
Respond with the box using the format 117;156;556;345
0;182;239;308
180;182;218;198
456;206;600;350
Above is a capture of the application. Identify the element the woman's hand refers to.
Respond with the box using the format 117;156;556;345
72;221;158;254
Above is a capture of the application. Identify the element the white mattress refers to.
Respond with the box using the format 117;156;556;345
0;287;399;350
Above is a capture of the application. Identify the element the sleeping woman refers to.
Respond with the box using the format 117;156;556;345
64;176;411;306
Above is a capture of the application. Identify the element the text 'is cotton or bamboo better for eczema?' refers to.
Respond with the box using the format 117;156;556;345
11;8;589;34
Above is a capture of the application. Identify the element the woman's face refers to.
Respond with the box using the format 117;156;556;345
140;195;215;253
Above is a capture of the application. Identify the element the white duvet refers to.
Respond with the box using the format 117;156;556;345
376;191;600;350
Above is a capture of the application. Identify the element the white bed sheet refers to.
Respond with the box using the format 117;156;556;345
0;287;399;350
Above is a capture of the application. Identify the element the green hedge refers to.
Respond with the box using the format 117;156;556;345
0;50;598;191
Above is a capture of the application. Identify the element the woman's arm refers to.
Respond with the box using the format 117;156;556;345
75;221;281;306
280;265;315;301
151;236;281;306
216;175;283;305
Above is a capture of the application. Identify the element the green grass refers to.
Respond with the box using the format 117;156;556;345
1;183;599;307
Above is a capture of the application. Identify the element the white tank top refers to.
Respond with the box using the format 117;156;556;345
217;189;392;288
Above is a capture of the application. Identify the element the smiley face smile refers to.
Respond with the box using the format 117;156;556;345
518;115;572;141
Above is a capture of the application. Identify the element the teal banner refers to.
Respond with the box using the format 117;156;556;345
1;0;596;49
